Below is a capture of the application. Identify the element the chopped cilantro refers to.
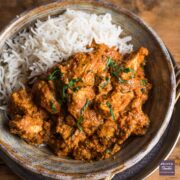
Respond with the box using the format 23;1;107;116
112;65;124;75
111;65;127;83
77;116;84;131
77;99;91;131
72;86;81;91
49;100;56;112
140;79;148;86
123;68;134;73
56;96;62;105
106;57;116;69
101;77;110;88
112;71;126;83
106;101;116;121
68;78;82;87
80;99;91;115
118;77;126;83
62;84;68;99
105;149;111;154
68;78;82;91
48;67;61;81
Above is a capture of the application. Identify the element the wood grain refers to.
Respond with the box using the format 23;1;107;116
0;0;179;179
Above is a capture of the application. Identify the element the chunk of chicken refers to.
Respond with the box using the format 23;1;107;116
68;87;95;119
97;90;134;120
32;80;60;114
9;88;37;117
9;114;51;144
96;73;112;95
130;98;150;135
116;112;138;145
55;116;74;140
81;110;103;136
97;119;117;140
49;130;86;157
121;47;148;80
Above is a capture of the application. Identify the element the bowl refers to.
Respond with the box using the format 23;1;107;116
0;0;176;179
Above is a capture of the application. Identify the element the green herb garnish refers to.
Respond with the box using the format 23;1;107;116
62;84;68;99
105;149;111;154
123;68;134;73
105;58;128;84
68;78;82;91
106;101;116;121
77;99;91;131
56;96;62;105
80;99;91;115
48;67;61;81
140;79;148;86
112;71;126;83
72;86;81;91
49;100;56;112
118;77;126;83
68;78;82;87
77;116;84;131
111;65;127;83
130;74;135;79
106;57;116;69
101;77;110;89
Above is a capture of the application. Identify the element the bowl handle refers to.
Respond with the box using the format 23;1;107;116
167;50;180;103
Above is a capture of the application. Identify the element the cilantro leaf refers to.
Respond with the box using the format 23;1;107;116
76;99;91;131
106;101;116;121
48;68;61;81
49;100;56;112
140;79;148;86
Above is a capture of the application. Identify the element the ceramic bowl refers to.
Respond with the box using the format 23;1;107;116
0;0;176;179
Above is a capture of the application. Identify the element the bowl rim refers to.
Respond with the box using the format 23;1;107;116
0;0;176;179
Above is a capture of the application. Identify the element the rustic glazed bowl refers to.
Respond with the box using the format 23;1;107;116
0;0;176;179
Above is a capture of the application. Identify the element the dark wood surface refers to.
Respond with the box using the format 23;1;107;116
0;0;179;179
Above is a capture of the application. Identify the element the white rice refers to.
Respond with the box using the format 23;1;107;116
0;9;133;116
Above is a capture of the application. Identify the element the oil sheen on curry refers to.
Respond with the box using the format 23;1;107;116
8;43;151;161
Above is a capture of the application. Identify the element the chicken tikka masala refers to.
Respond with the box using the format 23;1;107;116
8;43;151;161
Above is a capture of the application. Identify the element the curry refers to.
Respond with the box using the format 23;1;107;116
8;43;151;161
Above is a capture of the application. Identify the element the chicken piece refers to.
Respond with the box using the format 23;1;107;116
97;90;134;120
58;53;96;87
32;80;60;114
55;116;74;140
49;130;86;157
48;138;70;157
68;87;95;119
81;110;103;136
97;119;117;140
73;136;107;161
121;47;148;80
125;47;148;71
9;114;51;144
116;112;138;145
95;73;112;95
9;88;37;117
73;136;106;161
130;98;150;135
65;130;86;149
131;110;150;135
73;144;92;160
65;115;76;126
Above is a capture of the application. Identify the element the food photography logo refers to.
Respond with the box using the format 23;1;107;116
159;160;175;176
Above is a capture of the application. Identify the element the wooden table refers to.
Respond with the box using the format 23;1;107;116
0;0;179;179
